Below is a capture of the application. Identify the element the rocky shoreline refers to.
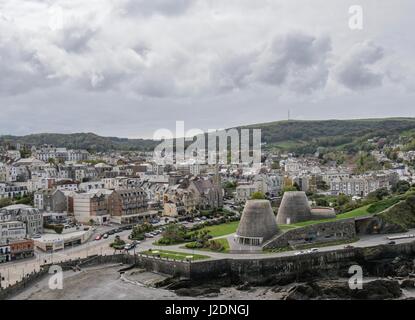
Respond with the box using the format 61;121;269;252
163;254;415;300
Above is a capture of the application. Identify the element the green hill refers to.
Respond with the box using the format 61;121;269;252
1;117;414;153
240;117;415;154
0;132;159;152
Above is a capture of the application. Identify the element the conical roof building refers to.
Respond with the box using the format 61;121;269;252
235;200;280;246
276;191;312;224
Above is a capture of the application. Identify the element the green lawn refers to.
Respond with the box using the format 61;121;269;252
140;249;209;261
200;220;240;237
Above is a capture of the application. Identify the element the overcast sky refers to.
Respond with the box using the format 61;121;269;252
0;0;414;138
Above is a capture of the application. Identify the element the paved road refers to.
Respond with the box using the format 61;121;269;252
134;228;415;260
2;226;415;288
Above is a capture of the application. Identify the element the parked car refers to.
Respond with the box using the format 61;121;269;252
344;245;354;249
103;233;109;239
95;235;102;241
32;234;42;239
388;241;396;245
144;233;154;238
125;243;137;251
309;248;319;253
294;251;305;256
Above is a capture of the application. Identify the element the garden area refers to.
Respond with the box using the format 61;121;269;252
154;223;232;252
184;235;230;253
129;222;154;241
110;235;126;250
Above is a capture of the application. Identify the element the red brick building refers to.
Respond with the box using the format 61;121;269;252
9;239;34;261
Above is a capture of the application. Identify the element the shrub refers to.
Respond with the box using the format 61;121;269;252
185;242;204;249
251;192;266;200
209;240;225;252
367;197;400;214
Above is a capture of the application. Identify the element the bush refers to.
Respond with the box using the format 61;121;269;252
367;188;390;201
110;237;126;249
209;240;225;252
367;197;401;214
156;238;174;245
251;192;266;200
130;222;154;240
156;224;188;245
392;181;411;194
185;242;204;249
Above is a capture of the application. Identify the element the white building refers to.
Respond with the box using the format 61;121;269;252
78;181;105;192
0;221;26;243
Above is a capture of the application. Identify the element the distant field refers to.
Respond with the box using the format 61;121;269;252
140;249;209;261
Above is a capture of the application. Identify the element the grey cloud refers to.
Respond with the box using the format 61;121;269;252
0;0;414;138
250;32;332;93
121;0;195;17
334;41;385;90
0;36;54;95
55;24;97;53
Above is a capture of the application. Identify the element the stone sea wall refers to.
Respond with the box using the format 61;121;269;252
190;240;415;283
2;240;415;299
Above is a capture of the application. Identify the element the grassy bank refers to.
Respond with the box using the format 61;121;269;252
140;249;210;261
264;237;360;253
